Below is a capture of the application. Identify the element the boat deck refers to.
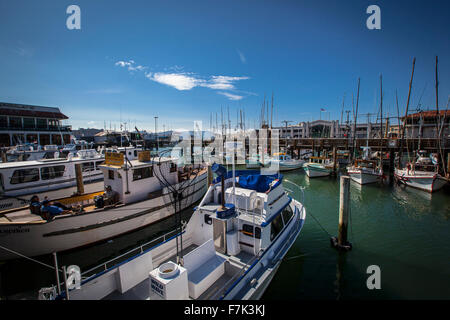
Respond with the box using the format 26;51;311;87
103;243;255;300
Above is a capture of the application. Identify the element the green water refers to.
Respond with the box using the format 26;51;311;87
262;171;450;300
1;168;449;300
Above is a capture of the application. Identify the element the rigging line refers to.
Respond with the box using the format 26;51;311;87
0;244;63;273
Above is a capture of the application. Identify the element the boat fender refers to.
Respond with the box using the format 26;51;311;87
330;236;352;251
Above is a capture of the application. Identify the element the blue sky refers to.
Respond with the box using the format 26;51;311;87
0;0;449;131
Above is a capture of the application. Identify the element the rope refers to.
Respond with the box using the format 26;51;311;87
0;244;62;272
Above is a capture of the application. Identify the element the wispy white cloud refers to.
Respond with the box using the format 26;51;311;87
115;59;251;100
237;50;246;64
217;92;244;101
115;60;147;72
146;72;200;91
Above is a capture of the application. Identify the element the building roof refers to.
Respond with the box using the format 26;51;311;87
402;110;448;120
0;102;69;119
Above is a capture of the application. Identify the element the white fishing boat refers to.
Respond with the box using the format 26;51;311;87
303;157;334;177
43;164;306;300
0;152;207;260
245;154;271;169
270;153;304;171
347;159;383;185
394;151;447;193
0;149;105;211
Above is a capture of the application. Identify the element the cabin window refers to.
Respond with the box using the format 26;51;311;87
170;163;177;173
82;162;94;172
281;204;294;225
134;150;138;157
133;166;153;181
10;168;40;184
270;214;284;241
242;224;261;239
41;165;65;180
108;170;114;180
204;214;212;225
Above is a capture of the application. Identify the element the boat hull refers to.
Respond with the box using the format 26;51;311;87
0;173;207;260
394;169;448;193
304;164;331;177
347;170;382;185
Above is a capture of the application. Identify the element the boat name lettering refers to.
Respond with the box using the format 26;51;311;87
0;227;30;234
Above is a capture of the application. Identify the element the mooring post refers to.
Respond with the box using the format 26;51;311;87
207;165;213;186
338;175;350;246
62;266;69;300
75;163;84;195
447;153;450;179
332;146;337;175
331;175;352;251
53;252;61;295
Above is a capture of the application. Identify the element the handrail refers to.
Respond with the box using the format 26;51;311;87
80;227;181;277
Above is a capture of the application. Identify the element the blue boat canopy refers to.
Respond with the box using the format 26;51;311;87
212;170;283;193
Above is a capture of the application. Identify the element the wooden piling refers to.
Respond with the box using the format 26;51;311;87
338;176;350;246
75;163;84;195
332;146;337;175
331;175;352;251
207;165;213;186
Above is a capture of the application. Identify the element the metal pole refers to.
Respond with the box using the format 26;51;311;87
53;252;61;295
62;266;69;300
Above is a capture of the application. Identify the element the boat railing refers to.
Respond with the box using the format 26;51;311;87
80;227;182;279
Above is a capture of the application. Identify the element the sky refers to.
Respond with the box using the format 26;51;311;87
0;0;449;131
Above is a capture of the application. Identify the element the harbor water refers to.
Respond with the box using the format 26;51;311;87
1;167;449;300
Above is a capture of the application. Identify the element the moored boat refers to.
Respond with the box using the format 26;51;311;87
270;153;304;171
303;157;333;177
0;151;207;260
42;165;306;300
394;151;448;193
347;159;383;185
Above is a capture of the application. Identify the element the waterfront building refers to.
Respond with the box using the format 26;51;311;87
0;102;71;147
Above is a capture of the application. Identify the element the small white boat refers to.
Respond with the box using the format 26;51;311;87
303;157;334;177
270;153;304;171
394;152;447;192
245;154;271;169
43;165;306;300
347;159;383;185
0;152;207;260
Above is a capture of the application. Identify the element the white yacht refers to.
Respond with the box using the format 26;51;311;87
43;165;306;300
0;151;207;260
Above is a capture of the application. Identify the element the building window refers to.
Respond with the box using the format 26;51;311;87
37;118;47;129
9;117;22;128
23;118;35;129
133;166;153;181
41;165;65;180
0;116;7;128
10;168;40;184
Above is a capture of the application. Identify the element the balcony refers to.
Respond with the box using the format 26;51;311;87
0;125;72;132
